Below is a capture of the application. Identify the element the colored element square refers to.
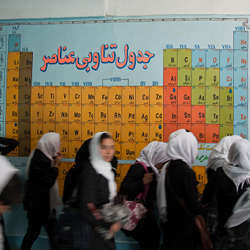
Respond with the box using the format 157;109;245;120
150;123;163;141
192;105;206;123
220;125;234;138
56;87;69;104
135;124;150;143
55;104;69;122
234;87;248;106
205;68;220;87
121;105;135;123
109;123;121;143
178;87;191;105
220;68;233;87
30;104;43;122
234;50;248;68
206;49;219;68
56;122;69;140
60;140;69;158
69;122;81;141
8;34;21;52
82;104;94;122
108;104;122;123
178;68;191;86
44;87;56;104
220;50;233;68
136;105;149;123
6;69;19;87
122;87;135;105
95;87;108;105
69;104;81;122
234;105;247;125
192;68;205;87
163;68;178;87
150;87;163;105
43;122;56;134
69;87;81;104
6;87;18;104
191;124;206;143
95;123;108;133
206;87;219;105
164;87;177;105
82;87;95;105
206;124;220;143
178;49;192;68
121;124;135;143
163;105;177;123
192;87;205;105
121;142;136;160
192;49;206;68
220;106;233;125
95;104;108;123
234;68;248;88
163;123;177;142
43;104;55;122
220;87;234;106
234;124;248;139
7;52;20;70
163;49;178;67
234;31;248;50
136;87;150;105
150;104;163;123
31;87;44;104
178;105;191;123
108;87;122;105
206;105;219;124
82;122;95;140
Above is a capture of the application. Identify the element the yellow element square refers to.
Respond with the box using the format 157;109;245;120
19;104;30;122
68;140;82;158
30;121;43;139
178;68;192;86
206;87;220;105
163;49;178;68
43;104;56;122
31;87;44;104
192;87;206;105
6;69;19;88
192;68;206;87
220;87;233;106
43;87;56;104
19;69;32;88
150;124;163;141
82;87;95;105
192;166;208;194
69;104;81;122
19;85;31;104
95;123;108;133
69;87;81;104
30;104;43;122
95;104;108;123
115;164;132;191
18;121;30;138
108;104;122;123
150;87;163;105
135;124;150;143
82;104;95;122
108;123;121;143
178;49;192;68
150;104;163;123
122;87;136;105
69;122;81;140
56;87;69;104
121;105;135;123
56;122;69;140
108;87;122;105
121;124;135;143
206;105;219;124
43;122;56;134
8;52;20;70
82;122;95;141
220;125;234;138
5;121;19;138
95;87;108;105
136;105;150;124
5;104;18;122
55;104;69;122
136;142;148;158
114;143;121;159
6;87;18;104
19;52;33;70
121;142;136;160
205;68;220;87
60;140;69;158
220;106;234;125
136;87;150;105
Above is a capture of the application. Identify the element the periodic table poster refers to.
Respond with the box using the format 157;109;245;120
0;16;249;193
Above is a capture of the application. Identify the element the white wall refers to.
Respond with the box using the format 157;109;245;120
0;0;250;19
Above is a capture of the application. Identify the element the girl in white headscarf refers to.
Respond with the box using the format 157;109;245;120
161;131;211;250
215;139;250;250
201;136;243;238
21;133;61;250
120;141;169;250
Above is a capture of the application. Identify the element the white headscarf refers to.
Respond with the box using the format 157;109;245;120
168;129;186;141
89;132;117;201
157;131;198;222
137;141;169;175
26;133;61;211
224;139;250;228
223;139;250;191
207;135;242;171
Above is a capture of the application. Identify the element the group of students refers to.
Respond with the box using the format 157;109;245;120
0;129;250;250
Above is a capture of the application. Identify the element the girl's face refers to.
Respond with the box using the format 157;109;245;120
100;138;115;162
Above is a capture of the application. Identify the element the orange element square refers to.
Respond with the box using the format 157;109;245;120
178;87;191;105
178;105;191;123
192;106;206;124
163;105;177;123
163;87;178;105
163;68;178;87
191;124;206;143
206;124;220;143
163;123;177;142
177;124;192;131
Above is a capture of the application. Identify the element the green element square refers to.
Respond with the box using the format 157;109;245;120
192;87;206;105
220;87;233;106
220;125;234;138
178;49;192;68
220;106;234;125
206;105;219;124
205;68;220;87
206;87;220;105
163;49;178;68
192;68;206;86
178;68;192;86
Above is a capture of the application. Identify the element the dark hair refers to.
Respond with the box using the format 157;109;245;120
99;133;113;144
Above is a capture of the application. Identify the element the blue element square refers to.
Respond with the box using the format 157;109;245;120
234;31;248;50
234;87;248;106
0;35;6;51
234;105;248;126
234;124;248;139
206;49;220;68
8;34;21;52
220;50;233;68
192;49;206;68
220;68;233;87
234;50;248;69
234;68;248;88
